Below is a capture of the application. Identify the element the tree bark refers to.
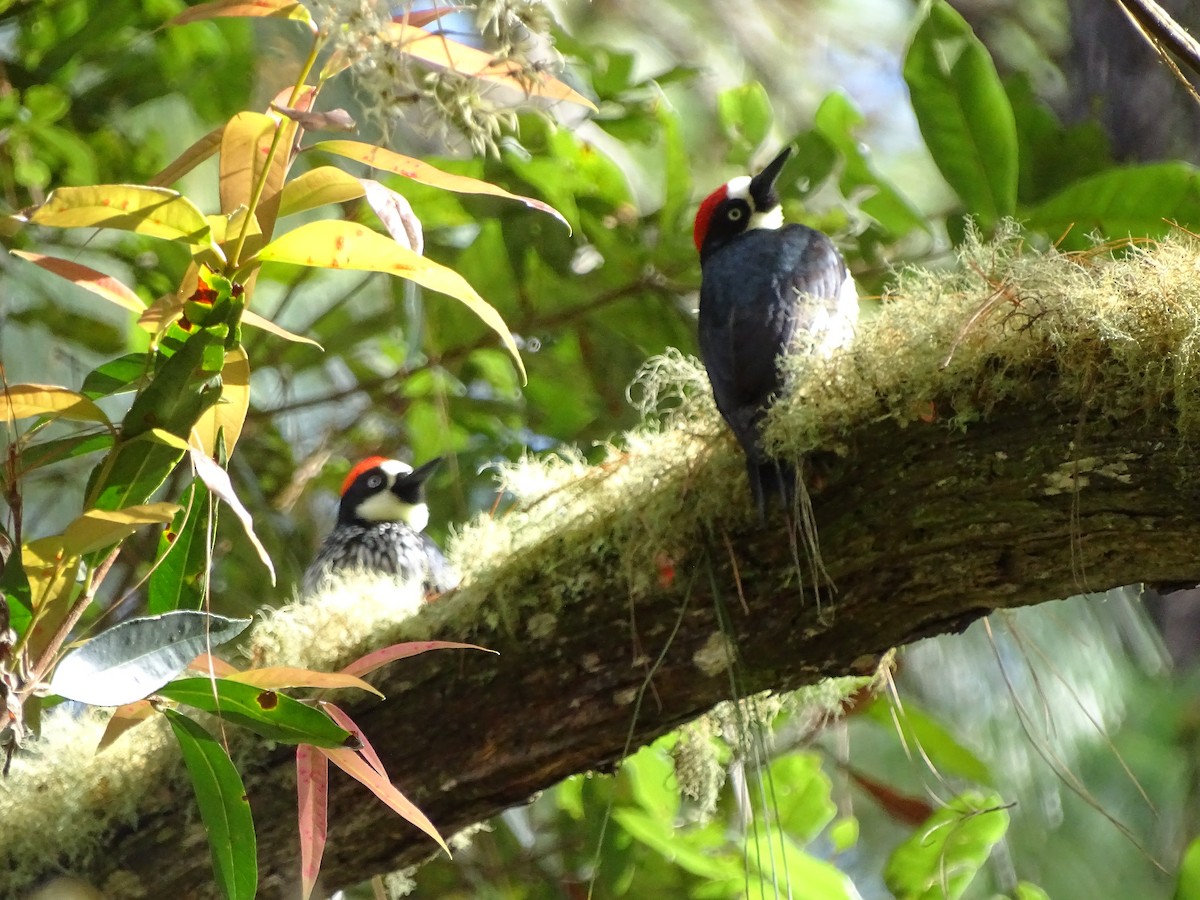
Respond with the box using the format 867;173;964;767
79;377;1200;897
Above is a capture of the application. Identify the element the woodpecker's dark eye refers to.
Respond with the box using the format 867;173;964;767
727;207;743;221
366;474;384;489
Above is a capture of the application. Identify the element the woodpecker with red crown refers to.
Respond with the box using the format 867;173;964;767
303;456;458;597
694;146;858;516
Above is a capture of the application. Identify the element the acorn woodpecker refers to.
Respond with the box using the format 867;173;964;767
694;146;858;516
302;456;458;597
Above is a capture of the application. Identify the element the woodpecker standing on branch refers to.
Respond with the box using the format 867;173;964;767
694;146;859;516
303;456;458;597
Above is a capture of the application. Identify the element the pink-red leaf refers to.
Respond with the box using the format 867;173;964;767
296;744;329;900
320;746;450;855
341;640;496;679
11;250;144;314
311;139;570;230
321;702;386;775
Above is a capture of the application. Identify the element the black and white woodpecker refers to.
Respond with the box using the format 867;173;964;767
302;456;458;597
693;146;859;516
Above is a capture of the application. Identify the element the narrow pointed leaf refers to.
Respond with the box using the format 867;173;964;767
96;699;156;751
189;446;276;584
220;112;276;218
258;220;525;380
3;384;110;425
226;667;383;698
164;709;258;900
193;347;251;458
11;251;145;314
189;653;240;677
49;610;251;705
148;480;214;614
158;677;355;747
322;702;386;774
320;746;450;854
28;185;218;250
297;744;328;900
62;501;180;556
312;139;570;229
150;124;225;187
360;178;423;253
242;309;323;347
341;639;496;679
384;24;596;111
276;165;365;218
169;0;316;31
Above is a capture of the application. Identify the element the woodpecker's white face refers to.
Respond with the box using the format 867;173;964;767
693;148;792;260
340;457;434;531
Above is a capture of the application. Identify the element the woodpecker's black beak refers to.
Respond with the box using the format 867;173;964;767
391;456;442;502
749;146;793;212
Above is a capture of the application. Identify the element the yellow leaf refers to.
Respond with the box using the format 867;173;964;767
243;309;323;348
138;291;185;335
193;347;251;457
62;502;181;556
144;428;191;451
3;384;110;425
10;251;145;315
385;24;596;111
311;140;570;230
27;185;219;252
168;0;317;31
257;220;526;381
277;166;366;218
22;535;79;659
150;124;225;188
96;700;156;752
225;667;383;698
220;112;277;218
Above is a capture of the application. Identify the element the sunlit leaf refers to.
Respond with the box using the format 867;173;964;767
168;0;316;31
27;185;219;252
193;347;250;458
10;250;145;315
1177;836;1200;900
383;24;596;111
164;709;258;900
320;745;450;855
159;677;355;747
311;139;570;230
189;446;276;584
61;501;180;556
148;480;213;614
49;610;251;706
226;666;382;698
257;220;525;381
297;744;328;900
81;354;150;399
220;112;276;218
189;653;240;677
340;639;496;678
276;165;366;218
242;309;323;347
149;124;225;188
2;384;110;425
96;699;156;751
360;178;424;253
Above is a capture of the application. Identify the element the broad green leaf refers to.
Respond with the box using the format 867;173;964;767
193;347;250;458
865;697;994;786
3;384;110;425
27;184;219;251
81;354;149;399
1023;162;1200;248
311;140;570;230
744;831;862;900
226;667;382;698
48;610;251;705
884;792;1009;900
188;446;276;584
904;1;1017;226
19;432;112;477
257;220;526;381
340;640;496;678
382;24;596;111
320;746;450;854
1176;836;1200;900
147;480;213;614
61;501;179;556
169;0;316;31
769;752;837;845
10;250;144;314
297;744;328;900
158;677;354;748
613;808;742;883
164;709;258;900
717;82;774;152
1016;883;1051;900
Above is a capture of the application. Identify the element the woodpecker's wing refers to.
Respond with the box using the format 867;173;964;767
778;224;857;356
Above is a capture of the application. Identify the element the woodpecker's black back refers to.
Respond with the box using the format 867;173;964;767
302;456;458;597
695;147;857;516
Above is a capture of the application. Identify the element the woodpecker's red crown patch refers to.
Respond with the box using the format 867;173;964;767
341;456;390;496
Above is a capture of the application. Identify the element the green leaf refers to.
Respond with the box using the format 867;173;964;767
164;709;258;900
768;752;837;845
1016;883;1052;900
81;354;149;399
884;792;1009;900
613;808;742;883
18;431;112;477
49;610;251;705
159;677;355;748
744;831;861;900
718;82;774;155
148;479;214;614
1176;836;1200;900
864;697;994;786
1023;162;1200;248
903;0;1017;227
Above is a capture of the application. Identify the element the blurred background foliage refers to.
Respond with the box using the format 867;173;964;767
4;0;1200;897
